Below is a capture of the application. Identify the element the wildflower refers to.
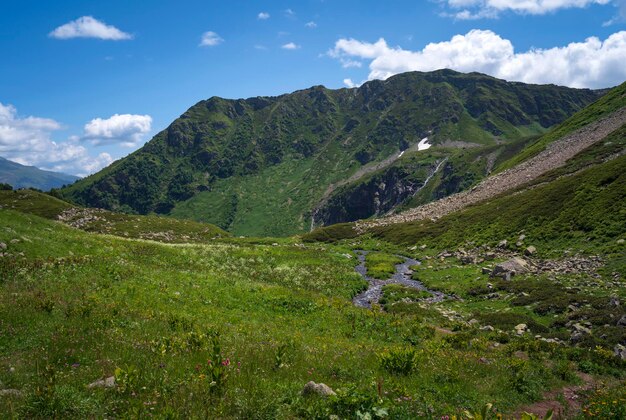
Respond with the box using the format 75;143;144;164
207;359;212;365
222;358;230;366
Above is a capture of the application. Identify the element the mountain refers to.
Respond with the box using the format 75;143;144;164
304;80;626;262
59;69;603;236
0;156;79;191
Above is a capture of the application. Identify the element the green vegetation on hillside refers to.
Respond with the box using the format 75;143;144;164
1;208;623;418
496;81;626;172
59;70;601;236
0;189;228;243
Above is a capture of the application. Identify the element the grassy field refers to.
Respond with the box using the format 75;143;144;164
1;203;624;418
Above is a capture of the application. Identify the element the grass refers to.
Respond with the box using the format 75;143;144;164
2;209;622;418
0;189;228;244
364;252;404;279
496;81;626;172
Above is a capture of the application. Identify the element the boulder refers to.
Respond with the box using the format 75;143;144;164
524;246;537;256
617;315;626;327
0;389;22;397
480;325;495;332
609;297;620;307
481;267;492;275
514;323;528;335
492;257;528;279
302;381;336;397
0;243;6;251
87;376;116;389
497;240;508;249
614;344;626;360
484;252;496;261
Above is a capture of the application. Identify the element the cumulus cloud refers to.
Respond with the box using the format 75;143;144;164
199;31;223;47
83;114;152;147
441;0;612;19
49;16;132;40
305;21;317;28
282;42;300;50
0;102;113;176
258;12;270;20
343;78;358;88
328;29;626;88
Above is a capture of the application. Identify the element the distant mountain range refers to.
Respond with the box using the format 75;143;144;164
0;156;79;191
59;69;604;236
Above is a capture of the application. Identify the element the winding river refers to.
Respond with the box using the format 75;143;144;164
352;250;446;308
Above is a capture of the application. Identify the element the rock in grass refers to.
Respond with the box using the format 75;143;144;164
492;257;528;279
0;389;22;397
524;246;537;256
514;323;528;335
0;243;6;251
302;381;336;397
617;315;626;327
87;376;116;389
614;344;626;360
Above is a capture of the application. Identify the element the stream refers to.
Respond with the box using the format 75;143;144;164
352;250;446;308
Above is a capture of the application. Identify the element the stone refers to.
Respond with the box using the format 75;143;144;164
484;252;496;260
460;256;475;265
514;323;528;335
481;267;492;275
419;244;427;250
524;246;537;256
518;234;526;242
617;315;626;327
302;381;336;397
0;389;22;397
492;257;528;279
87;376;116;389
0;243;6;251
480;325;495;331
572;323;592;335
497;240;508;249
468;319;480;326
609;297;620;307
614;344;626;360
617;239;625;245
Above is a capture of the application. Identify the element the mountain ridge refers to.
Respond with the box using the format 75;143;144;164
0;156;79;191
59;69;604;236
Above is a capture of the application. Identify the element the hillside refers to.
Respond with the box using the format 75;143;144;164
59;70;602;236
0;189;228;243
0;156;79;191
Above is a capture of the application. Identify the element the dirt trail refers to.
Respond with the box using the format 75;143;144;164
356;107;626;232
512;372;596;419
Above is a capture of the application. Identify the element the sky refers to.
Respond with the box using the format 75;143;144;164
1;0;625;177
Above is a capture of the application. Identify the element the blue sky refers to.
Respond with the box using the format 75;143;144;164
1;0;625;176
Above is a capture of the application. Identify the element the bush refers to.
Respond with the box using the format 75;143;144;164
378;347;418;375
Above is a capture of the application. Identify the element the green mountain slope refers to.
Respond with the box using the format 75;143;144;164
60;70;602;236
0;156;79;190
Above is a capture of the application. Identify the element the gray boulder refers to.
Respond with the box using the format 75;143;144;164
0;243;6;251
302;381;336;397
87;376;116;389
492;257;528;279
614;344;626;360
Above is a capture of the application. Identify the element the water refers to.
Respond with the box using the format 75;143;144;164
352;250;446;308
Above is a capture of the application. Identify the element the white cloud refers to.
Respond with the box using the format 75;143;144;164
199;31;223;47
49;16;132;40
441;0;611;19
328;29;626;88
285;8;296;17
343;78;358;88
305;21;317;28
83;114;152;147
0;102;114;176
282;42;300;50
258;12;270;20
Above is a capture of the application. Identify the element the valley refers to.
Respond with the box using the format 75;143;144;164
0;76;624;418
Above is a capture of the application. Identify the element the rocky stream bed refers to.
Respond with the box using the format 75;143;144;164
352;250;446;308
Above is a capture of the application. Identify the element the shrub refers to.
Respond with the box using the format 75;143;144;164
378;347;418;375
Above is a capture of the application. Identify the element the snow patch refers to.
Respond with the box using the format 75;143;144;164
418;137;432;151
